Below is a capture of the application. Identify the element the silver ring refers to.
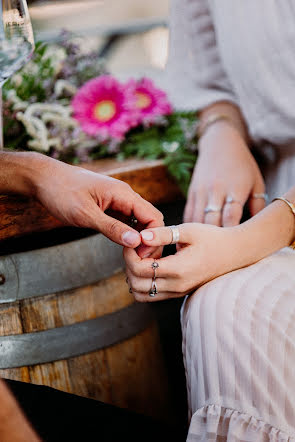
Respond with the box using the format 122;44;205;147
149;260;159;297
126;277;133;294
225;196;243;207
252;193;269;202
204;205;222;214
169;225;180;244
149;279;158;297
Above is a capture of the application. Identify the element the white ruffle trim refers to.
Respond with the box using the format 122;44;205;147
187;404;295;441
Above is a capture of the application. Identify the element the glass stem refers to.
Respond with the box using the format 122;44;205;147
0;87;3;150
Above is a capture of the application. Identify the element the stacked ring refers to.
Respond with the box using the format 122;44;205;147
149;260;159;297
204;205;222;214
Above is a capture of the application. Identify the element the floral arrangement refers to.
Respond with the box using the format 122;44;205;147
3;32;199;194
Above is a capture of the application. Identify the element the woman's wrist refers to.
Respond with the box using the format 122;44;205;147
198;101;250;147
232;199;295;268
198;120;250;155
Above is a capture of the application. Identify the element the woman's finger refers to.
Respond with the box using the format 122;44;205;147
132;291;182;303
140;224;194;247
222;200;244;227
123;246;185;279
183;189;196;223
222;193;246;227
191;190;207;223
203;192;225;226
248;181;267;216
125;268;178;294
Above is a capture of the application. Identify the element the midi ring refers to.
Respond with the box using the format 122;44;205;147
149;279;158;297
169;225;180;244
126;277;133;294
149;260;159;297
204;205;222;214
251;192;269;202
225;196;243;206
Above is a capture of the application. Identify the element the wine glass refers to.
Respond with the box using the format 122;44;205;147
0;0;35;149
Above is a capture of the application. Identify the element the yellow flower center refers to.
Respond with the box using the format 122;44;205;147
135;91;152;109
94;100;116;122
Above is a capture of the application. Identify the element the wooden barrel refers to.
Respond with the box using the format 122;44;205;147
0;232;172;421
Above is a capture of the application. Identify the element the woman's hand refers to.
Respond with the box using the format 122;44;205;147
125;192;295;302
124;223;245;302
184;122;266;227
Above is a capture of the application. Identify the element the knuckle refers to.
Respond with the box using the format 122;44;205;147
108;220;121;237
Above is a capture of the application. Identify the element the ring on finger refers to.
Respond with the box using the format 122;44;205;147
225;196;243;207
149;279;158;297
149;259;159;297
169;225;180;244
126;276;133;294
251;192;269;202
204;205;222;214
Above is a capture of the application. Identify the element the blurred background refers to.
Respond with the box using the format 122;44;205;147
28;0;170;77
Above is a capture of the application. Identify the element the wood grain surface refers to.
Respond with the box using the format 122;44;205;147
0;272;173;421
0;158;182;242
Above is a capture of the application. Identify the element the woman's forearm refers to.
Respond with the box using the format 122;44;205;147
235;188;295;267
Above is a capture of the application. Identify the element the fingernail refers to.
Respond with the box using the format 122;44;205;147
122;231;140;246
142;253;152;259
141;231;154;241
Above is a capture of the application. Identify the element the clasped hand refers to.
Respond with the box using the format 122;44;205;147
124;223;243;302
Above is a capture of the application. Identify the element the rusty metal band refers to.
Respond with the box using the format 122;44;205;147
0;302;153;369
0;233;125;304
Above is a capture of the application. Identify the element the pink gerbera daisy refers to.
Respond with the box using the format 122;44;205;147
71;75;139;140
128;77;172;125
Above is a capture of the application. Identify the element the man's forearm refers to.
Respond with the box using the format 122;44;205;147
0;151;48;196
0;380;41;441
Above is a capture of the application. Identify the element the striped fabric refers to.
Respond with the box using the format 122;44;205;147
166;0;295;439
181;245;295;440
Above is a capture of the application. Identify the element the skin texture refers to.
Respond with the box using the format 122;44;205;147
184;101;266;227
0;151;164;257
124;188;295;302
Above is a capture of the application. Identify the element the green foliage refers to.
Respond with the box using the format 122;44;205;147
119;111;198;195
3;41;55;103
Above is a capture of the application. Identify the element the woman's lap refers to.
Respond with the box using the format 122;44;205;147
181;247;295;440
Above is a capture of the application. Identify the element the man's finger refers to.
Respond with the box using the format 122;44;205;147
131;194;164;229
92;210;141;247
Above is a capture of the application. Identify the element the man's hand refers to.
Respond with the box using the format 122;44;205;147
1;152;164;256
